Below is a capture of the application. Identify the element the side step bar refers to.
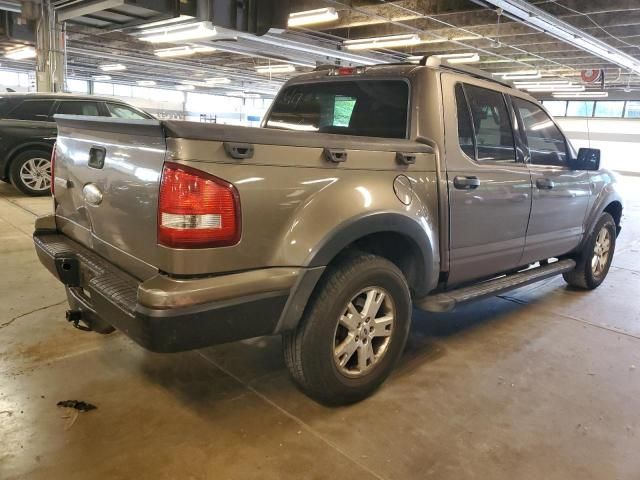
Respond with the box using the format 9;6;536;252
417;259;576;313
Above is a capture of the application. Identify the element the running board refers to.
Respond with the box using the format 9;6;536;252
417;259;576;313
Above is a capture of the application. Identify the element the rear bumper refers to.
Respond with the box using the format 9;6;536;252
33;230;312;353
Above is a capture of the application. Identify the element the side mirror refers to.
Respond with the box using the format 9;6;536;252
570;148;601;171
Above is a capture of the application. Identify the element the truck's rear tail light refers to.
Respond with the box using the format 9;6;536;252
158;162;241;248
50;142;56;195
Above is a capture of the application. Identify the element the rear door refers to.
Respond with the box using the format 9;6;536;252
442;74;532;285
510;96;591;264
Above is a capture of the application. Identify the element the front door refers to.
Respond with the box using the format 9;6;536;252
442;74;532;286
510;96;592;264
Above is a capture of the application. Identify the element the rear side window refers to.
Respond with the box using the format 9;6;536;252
57;101;101;116
265;80;409;139
7;99;54;121
457;84;515;163
106;103;148;120
513;97;568;167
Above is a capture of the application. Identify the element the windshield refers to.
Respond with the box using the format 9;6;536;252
265;80;409;139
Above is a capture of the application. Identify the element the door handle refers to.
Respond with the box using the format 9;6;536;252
453;176;481;190
223;142;254;160
536;178;555;190
323;147;347;163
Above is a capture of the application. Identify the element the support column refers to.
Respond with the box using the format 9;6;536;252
23;0;65;92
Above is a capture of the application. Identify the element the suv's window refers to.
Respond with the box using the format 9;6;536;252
106;103;148;120
265;80;409;139
513;97;568;167
455;84;475;159
57;101;100;116
461;84;515;163
7;99;54;121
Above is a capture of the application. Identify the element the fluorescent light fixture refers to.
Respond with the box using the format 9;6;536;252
499;70;541;80
525;85;585;92
552;91;608;98
137;80;156;86
154;45;216;57
4;46;36;60
140;21;217;43
175;84;195;91
137;15;193;30
205;77;231;84
344;33;421;51
435;52;480;64
181;80;209;87
513;80;572;86
255;64;296;74
450;34;483;41
100;63;126;72
288;7;339;27
420;38;448;44
92;75;111;81
479;0;640;74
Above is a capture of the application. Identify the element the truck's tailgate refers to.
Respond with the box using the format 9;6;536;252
53;115;166;280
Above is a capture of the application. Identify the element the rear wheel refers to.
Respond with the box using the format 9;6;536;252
9;150;52;196
563;212;616;289
283;252;411;405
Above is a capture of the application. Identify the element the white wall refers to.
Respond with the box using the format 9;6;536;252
557;117;640;174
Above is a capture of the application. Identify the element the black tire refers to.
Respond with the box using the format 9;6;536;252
563;212;616;290
283;252;411;406
9;149;52;196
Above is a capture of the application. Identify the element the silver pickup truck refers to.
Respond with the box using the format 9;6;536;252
34;58;623;405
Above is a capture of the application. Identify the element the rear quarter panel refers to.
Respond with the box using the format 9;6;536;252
161;137;440;289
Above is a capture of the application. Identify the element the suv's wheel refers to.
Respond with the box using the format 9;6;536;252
9;150;52;196
563;212;616;290
283;252;411;405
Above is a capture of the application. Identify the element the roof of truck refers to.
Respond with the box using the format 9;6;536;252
299;56;512;89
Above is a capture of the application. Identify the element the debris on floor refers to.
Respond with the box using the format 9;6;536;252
57;400;97;431
56;400;97;412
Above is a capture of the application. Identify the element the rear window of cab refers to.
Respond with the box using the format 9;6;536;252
265;80;409;139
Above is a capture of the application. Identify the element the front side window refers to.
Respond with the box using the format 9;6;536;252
513;97;568;167
265;80;409;139
460;84;515;163
107;103;148;120
57;101;100;116
8;100;54;121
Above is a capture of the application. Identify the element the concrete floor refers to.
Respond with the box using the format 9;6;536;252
1;176;639;480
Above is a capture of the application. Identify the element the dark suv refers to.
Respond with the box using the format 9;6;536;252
0;93;153;195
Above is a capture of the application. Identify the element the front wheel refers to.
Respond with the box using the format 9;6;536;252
563;212;616;290
283;252;411;406
9;150;52;196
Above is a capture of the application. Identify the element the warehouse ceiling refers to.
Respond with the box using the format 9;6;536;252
0;0;639;96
